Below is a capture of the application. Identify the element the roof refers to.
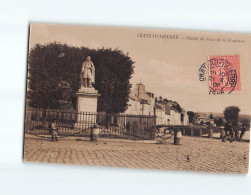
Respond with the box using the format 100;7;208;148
155;102;165;110
155;102;181;113
128;94;150;105
129;94;139;102
155;101;182;113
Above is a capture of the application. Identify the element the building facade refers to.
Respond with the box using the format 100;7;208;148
124;82;189;126
155;102;189;126
124;83;155;116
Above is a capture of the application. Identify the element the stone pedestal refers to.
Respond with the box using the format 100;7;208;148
75;86;100;128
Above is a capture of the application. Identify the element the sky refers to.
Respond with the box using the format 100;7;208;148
29;23;251;115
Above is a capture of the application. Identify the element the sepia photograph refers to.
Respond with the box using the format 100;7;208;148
23;23;250;174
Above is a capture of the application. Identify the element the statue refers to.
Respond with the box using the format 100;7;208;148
80;56;95;88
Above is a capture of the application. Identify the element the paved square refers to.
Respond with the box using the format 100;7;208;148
23;133;249;174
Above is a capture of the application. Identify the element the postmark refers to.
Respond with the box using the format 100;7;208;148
199;55;241;95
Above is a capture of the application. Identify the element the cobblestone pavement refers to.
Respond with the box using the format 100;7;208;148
23;133;250;174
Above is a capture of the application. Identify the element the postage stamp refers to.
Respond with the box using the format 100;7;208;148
199;55;241;95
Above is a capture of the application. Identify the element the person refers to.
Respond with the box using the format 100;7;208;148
239;124;247;142
51;120;58;141
80;56;95;88
222;121;233;142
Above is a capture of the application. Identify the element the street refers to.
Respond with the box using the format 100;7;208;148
23;133;250;174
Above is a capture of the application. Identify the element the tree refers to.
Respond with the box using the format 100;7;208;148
28;43;134;113
218;117;224;126
214;117;223;127
187;111;198;124
28;43;78;110
155;97;158;103
224;106;240;125
90;48;134;113
209;113;213;119
205;121;211;126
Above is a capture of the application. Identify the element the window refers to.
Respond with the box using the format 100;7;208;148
165;107;170;115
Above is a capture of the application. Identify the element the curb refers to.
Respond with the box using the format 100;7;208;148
25;133;158;144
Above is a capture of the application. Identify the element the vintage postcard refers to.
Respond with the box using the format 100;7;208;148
24;23;250;174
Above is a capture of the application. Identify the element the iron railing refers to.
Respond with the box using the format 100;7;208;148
25;109;156;140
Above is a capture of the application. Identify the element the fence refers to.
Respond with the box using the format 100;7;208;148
156;125;224;136
25;109;156;140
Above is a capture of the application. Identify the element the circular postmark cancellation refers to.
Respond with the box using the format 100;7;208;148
199;55;241;95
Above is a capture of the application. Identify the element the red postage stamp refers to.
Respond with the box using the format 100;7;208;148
207;55;241;94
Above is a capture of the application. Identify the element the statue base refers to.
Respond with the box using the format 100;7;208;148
78;85;98;94
75;87;100;129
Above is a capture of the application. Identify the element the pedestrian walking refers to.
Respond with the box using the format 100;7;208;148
233;125;240;141
222;121;233;142
239;124;247;142
51;120;58;141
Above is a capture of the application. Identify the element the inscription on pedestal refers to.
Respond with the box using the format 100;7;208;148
76;89;100;128
77;95;98;113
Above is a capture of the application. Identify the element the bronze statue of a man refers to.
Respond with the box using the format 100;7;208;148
80;56;95;88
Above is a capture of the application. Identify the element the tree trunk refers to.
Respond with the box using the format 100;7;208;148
105;112;111;129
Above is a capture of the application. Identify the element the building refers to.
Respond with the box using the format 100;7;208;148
124;83;155;116
181;110;189;126
124;96;141;115
197;113;216;126
124;82;189;126
155;103;171;125
155;101;189;126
